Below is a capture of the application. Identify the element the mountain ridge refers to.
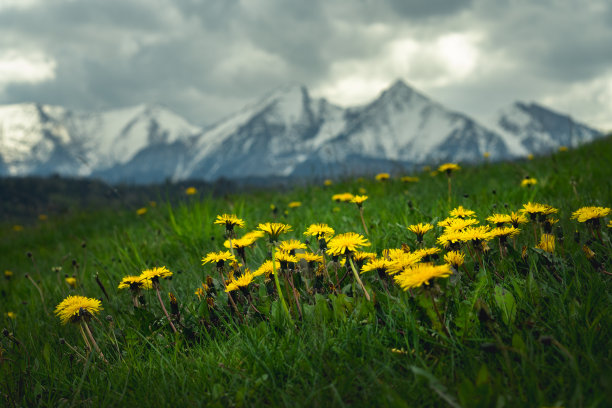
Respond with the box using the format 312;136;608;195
0;80;605;183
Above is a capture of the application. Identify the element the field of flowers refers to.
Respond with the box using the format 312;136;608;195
1;137;611;407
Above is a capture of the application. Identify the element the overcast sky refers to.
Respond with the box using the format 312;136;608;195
0;0;610;130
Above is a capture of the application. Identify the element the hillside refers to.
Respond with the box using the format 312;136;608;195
1;136;611;407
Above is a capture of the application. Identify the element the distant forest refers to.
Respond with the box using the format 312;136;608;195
0;175;240;223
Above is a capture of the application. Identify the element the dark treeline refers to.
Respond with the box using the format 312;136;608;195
0;175;239;223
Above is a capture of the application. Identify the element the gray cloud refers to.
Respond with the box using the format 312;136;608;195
0;0;610;130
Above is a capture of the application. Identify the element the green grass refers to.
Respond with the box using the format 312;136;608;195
1;139;612;407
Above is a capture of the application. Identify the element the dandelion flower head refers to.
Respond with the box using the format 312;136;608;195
118;275;152;290
214;214;246;231
304;223;335;239
571;206;611;223
258;222;292;242
55;295;102;325
140;266;173;284
202;250;237;267
332;193;355;202
326;232;370;257
438;163;460;174
394;263;453;290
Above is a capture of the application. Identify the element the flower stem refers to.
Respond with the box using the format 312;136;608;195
25;274;48;316
155;287;178;333
348;257;371;301
82;321;107;363
271;248;291;319
427;288;450;338
358;207;369;236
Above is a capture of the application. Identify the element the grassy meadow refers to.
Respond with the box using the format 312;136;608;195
1;137;611;407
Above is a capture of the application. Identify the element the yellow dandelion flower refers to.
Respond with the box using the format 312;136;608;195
351;195;368;206
326;232;370;257
304;223;335;239
375;173;390;181
275;251;298;267
195;286;206;300
521;177;538;187
520;202;558;219
6;311;16;319
536;233;555;253
508;211;529;227
214;214;246;231
360;258;392;275
202;250;237;267
54;295;102;325
136;207;147;216
440;217;479;233
332;192;355;202
139;266;173;286
437;232;461;248
487;213;512;226
559;146;568;152
185;187;197;195
358;187;367;195
324;179;333;186
483;152;491;159
457;226;494;243
258;222;293;242
38;214;48;221
12;225;24;232
444;251;465;269
491;226;521;239
386;252;425;275
608;220;612;228
278;239;307;254
582;245;596;259
401;176;419;183
65;277;77;288
288;201;302;208
571;206;611;223
224;235;257;250
296;252;324;264
407;223;434;241
527;154;534;160
394;263;452;290
253;259;280;278
4;270;13;279
225;271;255;293
118;275;152;290
450;206;476;219
382;248;410;261
438;163;460;174
352;251;377;262
412;247;441;259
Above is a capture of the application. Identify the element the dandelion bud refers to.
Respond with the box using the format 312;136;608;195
2;328;8;337
59;338;66;345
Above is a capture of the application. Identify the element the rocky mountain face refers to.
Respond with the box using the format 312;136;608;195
0;80;604;183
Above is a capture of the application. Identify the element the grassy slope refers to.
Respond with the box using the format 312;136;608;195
1;138;611;407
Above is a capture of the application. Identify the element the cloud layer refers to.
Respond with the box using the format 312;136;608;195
0;0;610;129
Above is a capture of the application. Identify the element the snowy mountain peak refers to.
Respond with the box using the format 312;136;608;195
0;79;606;183
493;101;602;154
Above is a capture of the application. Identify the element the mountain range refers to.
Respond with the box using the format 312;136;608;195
0;80;605;184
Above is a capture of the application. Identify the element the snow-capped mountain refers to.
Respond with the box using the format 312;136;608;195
491;102;602;153
0;80;605;183
0;103;201;181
